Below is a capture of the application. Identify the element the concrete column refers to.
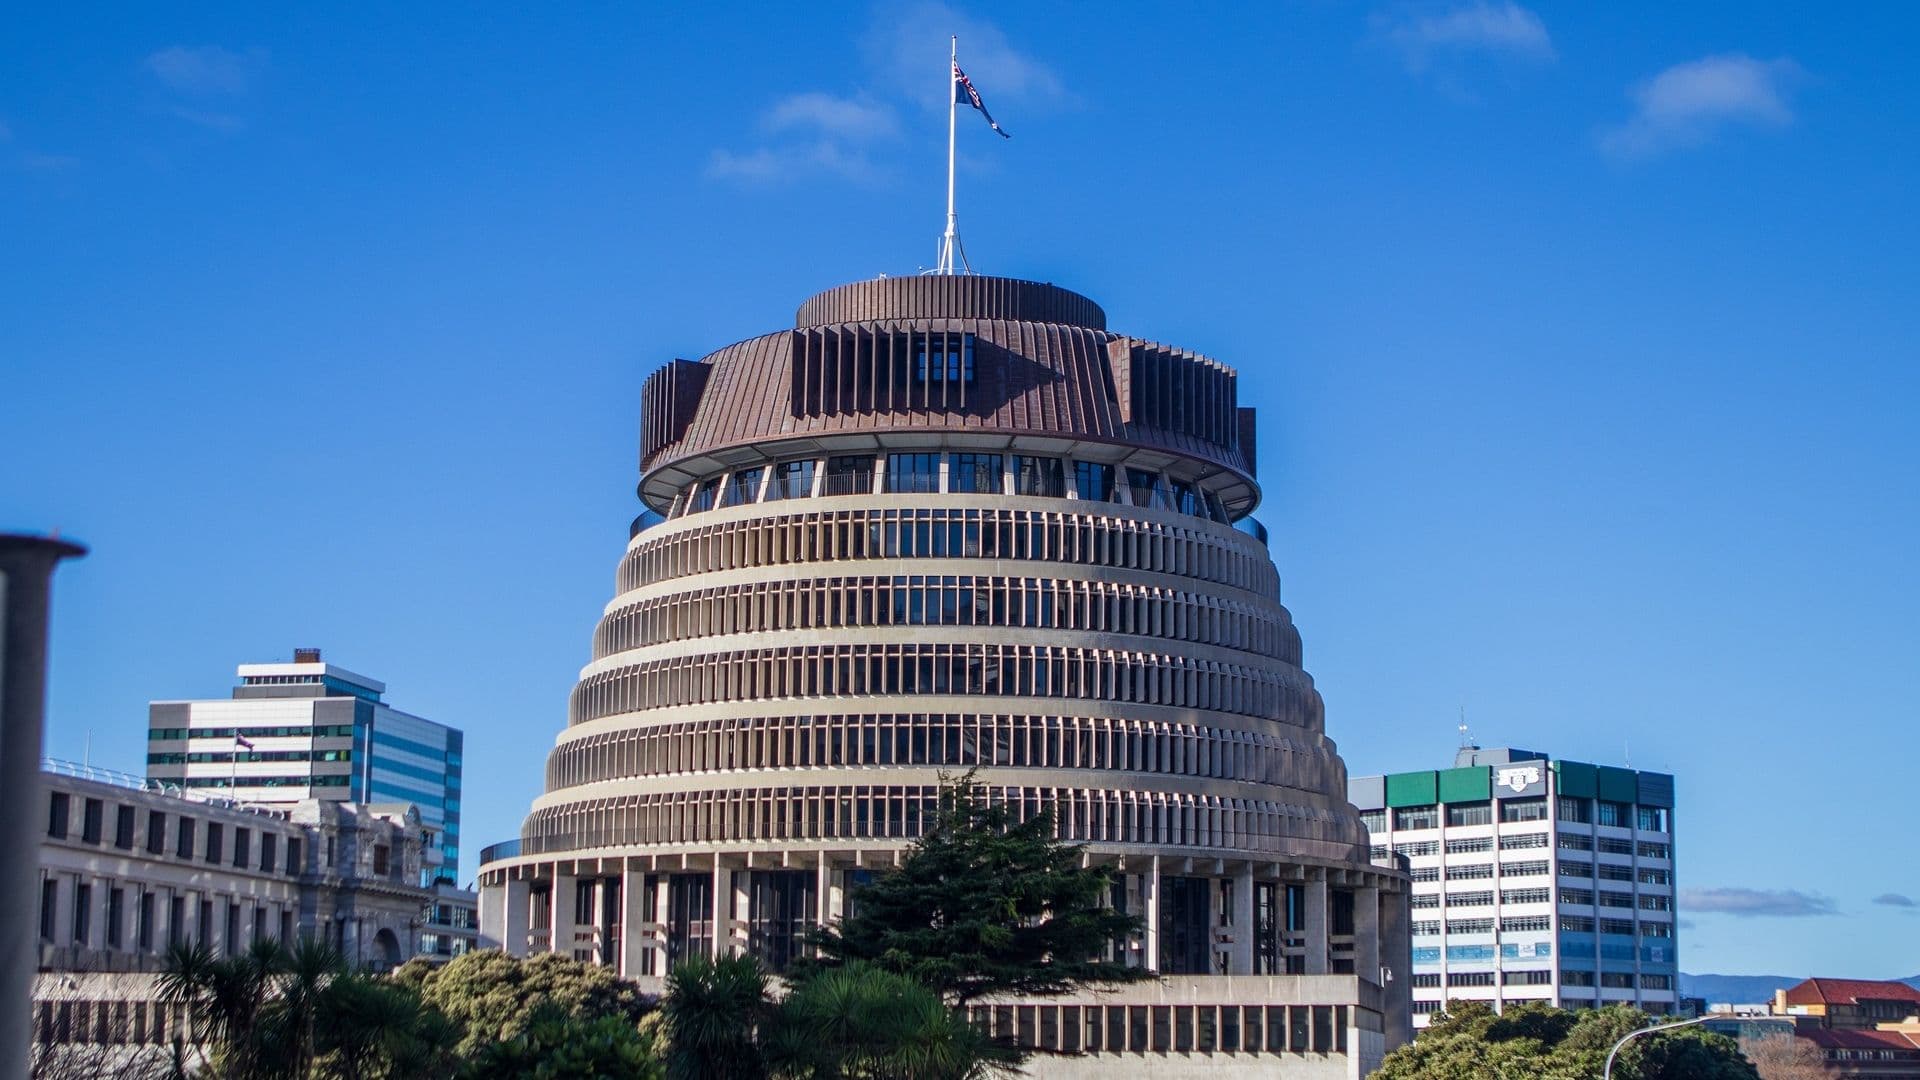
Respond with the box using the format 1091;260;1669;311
815;860;831;932
1354;885;1381;982
1303;873;1329;975
709;862;726;958
620;866;648;978
1143;857;1162;973
477;877;501;951
0;534;87;1080
504;876;531;958
550;864;576;958
50;876;73;951
1230;864;1255;974
1378;885;1414;1050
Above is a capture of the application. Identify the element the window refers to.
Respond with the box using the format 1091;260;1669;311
1557;832;1593;852
1073;461;1116;502
1638;894;1671;912
286;837;303;875
1500;798;1548;823
107;888;124;947
372;845;390;877
686;478;720;514
1394;840;1438;857
1124;468;1169;509
1597;801;1632;828
949;453;1003;494
176;817;196;858
886;453;941;494
1641;922;1672;939
1601;972;1635;989
1358;809;1386;834
1394;805;1438;830
1410;972;1441;987
823;455;875;497
1445;891;1494;907
1557;797;1592;824
73;883;91;945
722;467;764;507
81;799;103;843
233;828;251;869
205;823;223;864
1500;832;1549;850
1500;860;1550;877
1597;837;1634;855
1504;969;1553;986
1599;891;1634;909
1500;916;1552;933
1600;918;1635;935
261;834;278;874
1561;889;1594;906
1561;915;1595;932
1446;918;1494;934
1448;864;1494;880
1597;864;1634;882
915;332;974;383
1636;807;1668;832
1011;456;1064;497
1500;888;1551;905
114;805;135;849
1447;802;1492;827
146;811;165;855
1642;974;1672;990
1559;861;1593;878
1445;837;1493;854
765;460;816;501
1448;971;1496;987
138;892;155;950
1562;969;1596;986
47;793;69;839
40;879;57;941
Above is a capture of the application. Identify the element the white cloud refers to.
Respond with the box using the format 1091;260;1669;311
706;142;883;186
1376;2;1555;72
862;0;1066;107
764;93;899;141
143;45;265;95
1681;887;1837;918
709;3;1056;186
1600;54;1803;159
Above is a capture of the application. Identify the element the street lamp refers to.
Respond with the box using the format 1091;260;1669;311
1602;1013;1725;1080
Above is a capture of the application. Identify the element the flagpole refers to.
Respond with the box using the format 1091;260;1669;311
939;35;959;275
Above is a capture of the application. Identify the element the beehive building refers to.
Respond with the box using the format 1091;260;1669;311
478;275;1411;1075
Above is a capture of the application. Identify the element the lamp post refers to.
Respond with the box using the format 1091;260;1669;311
1602;1012;1725;1080
0;533;87;1079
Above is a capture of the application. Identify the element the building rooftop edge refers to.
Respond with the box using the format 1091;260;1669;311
236;660;387;694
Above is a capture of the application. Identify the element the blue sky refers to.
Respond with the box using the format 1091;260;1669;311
5;3;1916;978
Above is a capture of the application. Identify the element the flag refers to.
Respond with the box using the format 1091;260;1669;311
954;62;1010;138
235;734;255;750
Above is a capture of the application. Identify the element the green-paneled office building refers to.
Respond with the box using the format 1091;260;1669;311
1349;748;1676;1025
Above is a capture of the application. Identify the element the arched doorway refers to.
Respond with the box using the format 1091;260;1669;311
371;928;403;972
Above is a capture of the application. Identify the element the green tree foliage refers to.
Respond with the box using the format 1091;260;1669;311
803;771;1146;1005
661;955;771;1080
1375;1000;1763;1080
393;949;654;1061
761;962;1014;1080
460;1002;663;1080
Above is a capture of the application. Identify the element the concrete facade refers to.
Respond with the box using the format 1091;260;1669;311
478;275;1411;1072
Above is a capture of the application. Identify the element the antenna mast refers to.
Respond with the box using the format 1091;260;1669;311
933;35;970;275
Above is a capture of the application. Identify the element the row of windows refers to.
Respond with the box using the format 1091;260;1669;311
547;713;1341;792
673;453;1235;526
34;997;194;1048
1376;798;1670;834
619;508;1276;598
1560;916;1675;937
147;750;353;765
523;784;1357;858
959;1002;1358;1057
593;574;1299;665
39;874;298;957
148;724;357;742
166;775;353;790
568;643;1318;727
47;792;303;875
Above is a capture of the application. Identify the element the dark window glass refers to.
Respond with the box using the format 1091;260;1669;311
824;456;875;497
81;799;103;844
47;793;68;839
1011;455;1065;497
40;879;58;941
886;453;941;494
722;468;764;507
146;811;166;854
114;805;135;849
205;823;223;864
764;460;815;501
1125;468;1169;509
176;817;195;858
686;478;720;514
915;332;974;382
950;453;1003;494
1074;461;1116;502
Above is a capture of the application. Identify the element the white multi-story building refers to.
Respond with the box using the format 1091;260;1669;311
1349;747;1678;1025
147;648;464;886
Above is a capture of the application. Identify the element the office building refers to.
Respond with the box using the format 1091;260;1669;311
147;648;463;885
478;274;1411;1076
1349;747;1678;1024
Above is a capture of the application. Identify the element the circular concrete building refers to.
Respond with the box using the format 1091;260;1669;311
480;276;1409;1073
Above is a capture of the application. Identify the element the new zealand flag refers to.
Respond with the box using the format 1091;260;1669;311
954;62;1010;138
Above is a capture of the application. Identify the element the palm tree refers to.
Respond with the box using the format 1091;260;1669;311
156;938;289;1078
276;937;347;1078
662;954;771;1080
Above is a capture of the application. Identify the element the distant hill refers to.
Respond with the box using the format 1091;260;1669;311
1682;973;1920;1004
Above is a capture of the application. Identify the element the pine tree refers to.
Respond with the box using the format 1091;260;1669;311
803;771;1148;1005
